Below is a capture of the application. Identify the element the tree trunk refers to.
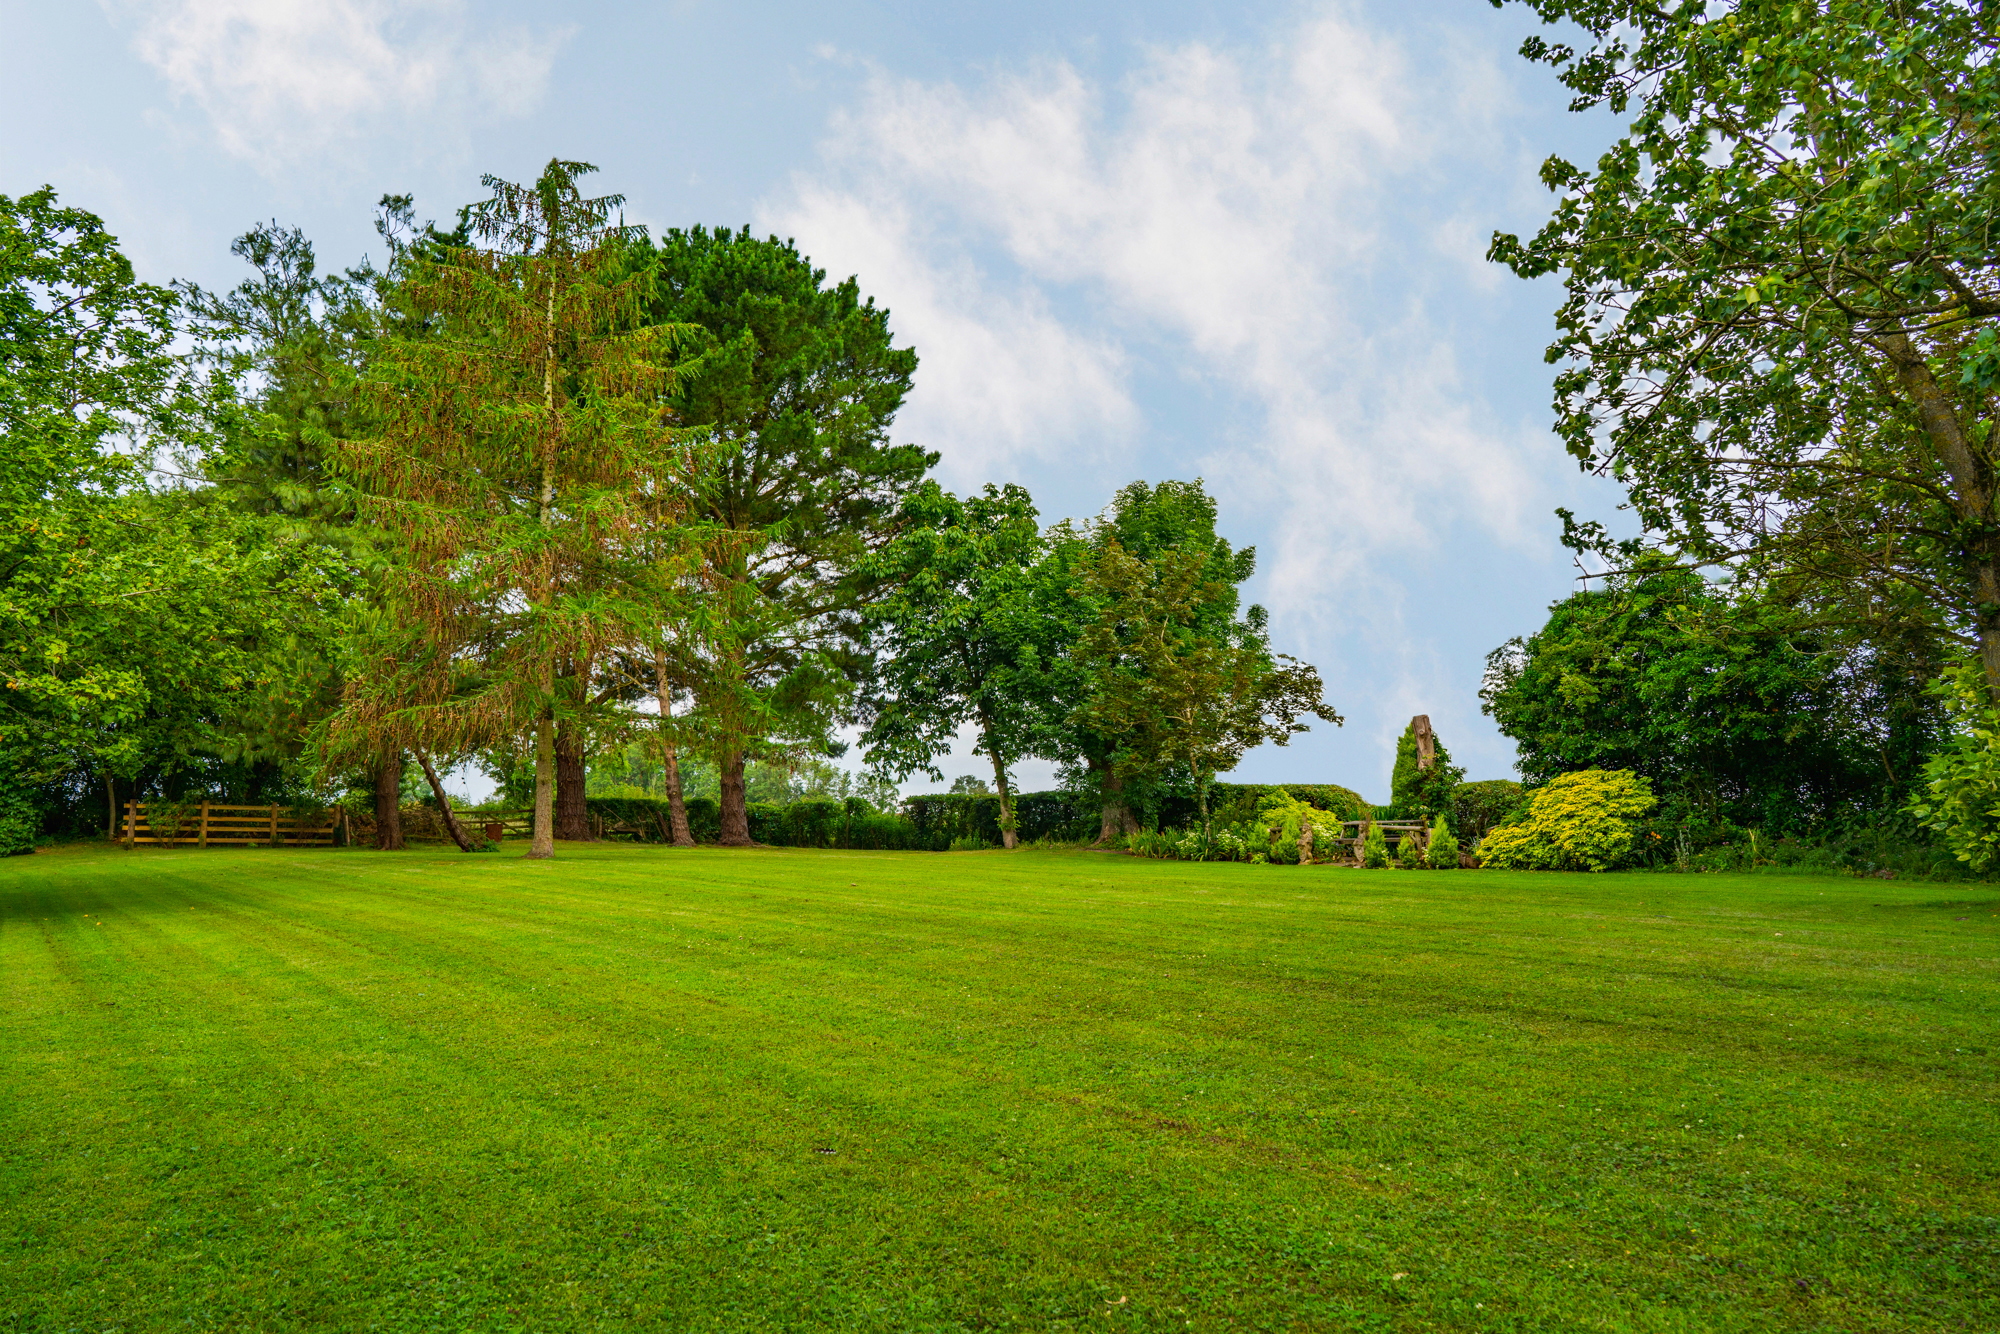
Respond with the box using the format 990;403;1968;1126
104;773;117;841
415;749;473;852
1092;756;1135;845
718;750;751;846
374;748;405;851
1876;330;2000;698
978;710;1017;850
653;650;694;846
555;721;591;841
990;754;1017;850
663;748;694;847
528;713;555;859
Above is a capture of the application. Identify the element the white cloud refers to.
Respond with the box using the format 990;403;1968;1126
106;0;566;171
762;4;1550;612
775;183;1138;482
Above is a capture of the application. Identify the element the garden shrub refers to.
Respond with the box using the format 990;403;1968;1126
1362;823;1390;868
1251;792;1346;863
1395;832;1423;869
1427;815;1459;869
1909;655;2000;871
0;782;40;856
1389;721;1465;818
1476;769;1657;872
1452;780;1526;844
1208;783;1367;830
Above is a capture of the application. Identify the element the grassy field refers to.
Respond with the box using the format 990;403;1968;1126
1;845;1994;1332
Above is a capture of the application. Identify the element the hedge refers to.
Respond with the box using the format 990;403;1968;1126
902;791;1100;844
565;783;1383;849
582;795;720;842
579;795;945;850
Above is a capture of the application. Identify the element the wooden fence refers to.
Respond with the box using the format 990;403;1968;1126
120;800;339;848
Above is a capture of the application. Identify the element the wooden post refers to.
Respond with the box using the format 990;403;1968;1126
123;800;135;848
199;799;210;849
1412;715;1435;770
269;803;279;844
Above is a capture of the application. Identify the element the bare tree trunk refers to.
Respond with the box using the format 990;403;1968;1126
718;750;751;846
104;773;117;841
653;650;694;846
1092;756;1134;845
374;748;405;851
663;749;694;846
987;752;1017;849
415;749;473;852
976;705;1017;850
529;713;555;860
555;721;591;841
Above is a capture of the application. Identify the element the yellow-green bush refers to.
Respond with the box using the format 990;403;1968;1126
1476;770;1656;872
1253;792;1347;862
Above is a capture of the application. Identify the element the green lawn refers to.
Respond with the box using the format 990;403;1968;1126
1;846;1994;1332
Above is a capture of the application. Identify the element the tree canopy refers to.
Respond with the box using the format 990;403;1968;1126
1493;0;2000;695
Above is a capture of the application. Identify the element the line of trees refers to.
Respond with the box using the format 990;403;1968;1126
1;161;1338;856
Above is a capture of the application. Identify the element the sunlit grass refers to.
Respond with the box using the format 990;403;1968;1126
2;844;1994;1331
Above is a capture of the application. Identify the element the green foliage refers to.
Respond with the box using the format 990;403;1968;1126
1032;479;1329;841
1068;487;1337;832
1477;771;1658;873
1125;825;1249;862
1395;833;1423;870
1494;0;2000;692
1;189;351;823
857;482;1046;840
1481;564;1929;835
638;225;932;833
0;781;39;856
1388;722;1464;819
1251;792;1344;862
575;793;941;850
334;160;700;858
948;775;991;795
902;791;1096;846
1453;781;1526;847
1205;783;1368;829
1362;823;1390;870
1427;816;1460;870
1909;658;2000;872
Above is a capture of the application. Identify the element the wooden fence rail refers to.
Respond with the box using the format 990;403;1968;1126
120;800;339;848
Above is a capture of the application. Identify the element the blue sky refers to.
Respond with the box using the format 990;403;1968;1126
3;0;1634;802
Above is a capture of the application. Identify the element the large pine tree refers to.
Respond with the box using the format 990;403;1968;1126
336;160;699;858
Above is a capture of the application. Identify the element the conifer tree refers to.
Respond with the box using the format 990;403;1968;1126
335;159;698;859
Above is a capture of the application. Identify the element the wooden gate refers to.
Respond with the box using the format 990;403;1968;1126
119;801;338;848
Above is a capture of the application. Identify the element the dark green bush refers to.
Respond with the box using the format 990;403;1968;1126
1453;780;1526;844
0;782;40;856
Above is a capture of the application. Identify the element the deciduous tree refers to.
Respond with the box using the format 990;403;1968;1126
1493;0;2000;694
857;482;1046;847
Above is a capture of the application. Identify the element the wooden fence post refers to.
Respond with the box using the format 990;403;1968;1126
269;803;279;844
123;800;134;848
199;799;210;849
